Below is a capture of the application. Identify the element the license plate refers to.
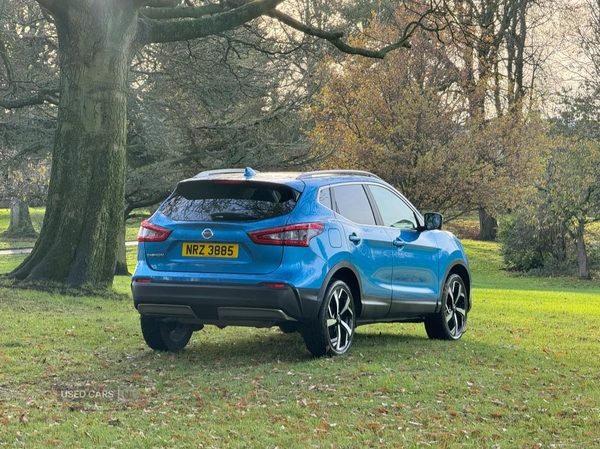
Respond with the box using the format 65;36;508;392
182;243;239;258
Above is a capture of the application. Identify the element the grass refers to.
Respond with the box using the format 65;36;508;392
0;208;44;250
1;235;599;447
0;208;143;250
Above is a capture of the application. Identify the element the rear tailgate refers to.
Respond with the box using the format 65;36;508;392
142;179;301;275
144;221;286;275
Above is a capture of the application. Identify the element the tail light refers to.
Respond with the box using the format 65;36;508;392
248;223;324;247
137;220;172;242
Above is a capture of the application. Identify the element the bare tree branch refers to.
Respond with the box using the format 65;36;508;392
140;4;226;19
34;0;59;9
124;191;171;217
223;34;304;57
34;0;77;20
134;0;180;8
0;89;59;109
266;9;413;58
139;0;285;45
0;37;14;90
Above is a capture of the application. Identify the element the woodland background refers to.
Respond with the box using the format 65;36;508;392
1;0;599;283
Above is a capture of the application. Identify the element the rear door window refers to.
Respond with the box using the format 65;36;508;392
332;184;376;225
160;180;299;222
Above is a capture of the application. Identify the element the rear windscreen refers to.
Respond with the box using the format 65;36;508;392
160;180;300;222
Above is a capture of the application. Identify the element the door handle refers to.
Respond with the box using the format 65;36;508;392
393;238;405;248
349;233;361;244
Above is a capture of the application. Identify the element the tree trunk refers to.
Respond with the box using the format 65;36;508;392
575;221;590;280
3;200;38;238
478;207;498;241
115;228;130;276
10;1;137;288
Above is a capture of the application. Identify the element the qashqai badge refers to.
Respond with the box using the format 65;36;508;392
202;228;214;240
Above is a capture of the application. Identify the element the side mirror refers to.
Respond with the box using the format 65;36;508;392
424;212;443;230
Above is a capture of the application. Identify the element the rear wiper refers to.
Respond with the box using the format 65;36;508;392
210;212;259;221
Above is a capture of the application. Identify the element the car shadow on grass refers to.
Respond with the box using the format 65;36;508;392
130;326;433;368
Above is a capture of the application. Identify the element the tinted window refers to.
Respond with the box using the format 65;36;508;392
368;185;417;229
318;187;332;209
161;181;298;222
333;184;376;225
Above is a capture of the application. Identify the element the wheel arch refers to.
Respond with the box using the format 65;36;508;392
441;262;472;312
319;262;363;318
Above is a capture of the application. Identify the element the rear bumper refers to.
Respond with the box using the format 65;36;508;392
132;281;320;328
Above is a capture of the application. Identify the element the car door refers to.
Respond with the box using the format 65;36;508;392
331;183;393;318
366;184;441;317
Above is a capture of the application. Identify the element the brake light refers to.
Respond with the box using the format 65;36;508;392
137;220;172;242
248;223;324;247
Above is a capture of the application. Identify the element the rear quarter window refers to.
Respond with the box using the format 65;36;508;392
318;187;332;209
160;181;299;222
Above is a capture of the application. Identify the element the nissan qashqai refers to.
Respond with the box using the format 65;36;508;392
132;168;471;357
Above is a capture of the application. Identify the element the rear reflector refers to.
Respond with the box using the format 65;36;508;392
248;223;324;247
137;220;172;242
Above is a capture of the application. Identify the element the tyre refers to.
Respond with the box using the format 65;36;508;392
140;316;193;351
302;279;356;357
425;273;468;340
278;322;299;334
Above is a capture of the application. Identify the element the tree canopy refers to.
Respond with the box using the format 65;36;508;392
311;7;545;220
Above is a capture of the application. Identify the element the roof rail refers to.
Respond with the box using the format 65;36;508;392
193;167;258;179
297;170;381;180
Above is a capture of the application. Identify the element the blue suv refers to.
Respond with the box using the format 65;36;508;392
132;168;471;356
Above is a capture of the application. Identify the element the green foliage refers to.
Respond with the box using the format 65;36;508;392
498;131;600;278
498;206;584;277
498;214;545;271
